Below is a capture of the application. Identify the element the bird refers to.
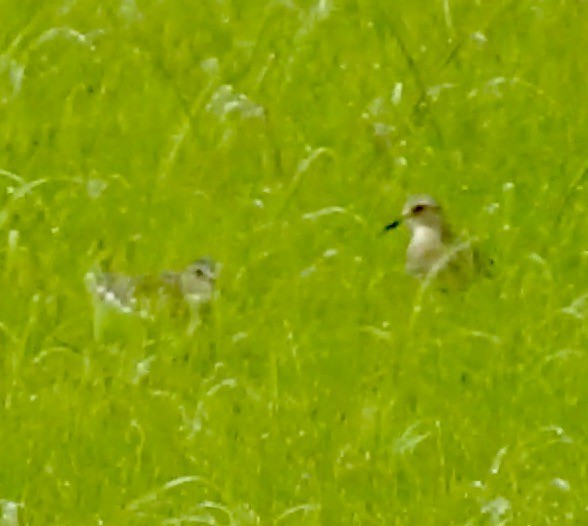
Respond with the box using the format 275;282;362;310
85;257;219;339
384;194;488;289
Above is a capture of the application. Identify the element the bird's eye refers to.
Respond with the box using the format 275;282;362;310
412;204;425;214
194;268;204;278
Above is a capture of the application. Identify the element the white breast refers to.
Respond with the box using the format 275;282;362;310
406;226;446;277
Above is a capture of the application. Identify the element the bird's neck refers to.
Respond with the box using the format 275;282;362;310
410;224;444;246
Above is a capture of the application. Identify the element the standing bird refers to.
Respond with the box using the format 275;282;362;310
384;195;486;290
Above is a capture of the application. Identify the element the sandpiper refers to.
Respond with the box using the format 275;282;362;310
85;257;219;339
384;195;483;289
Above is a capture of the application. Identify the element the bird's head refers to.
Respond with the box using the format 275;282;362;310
384;194;446;235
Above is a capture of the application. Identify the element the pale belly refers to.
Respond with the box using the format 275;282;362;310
406;241;446;277
406;236;475;289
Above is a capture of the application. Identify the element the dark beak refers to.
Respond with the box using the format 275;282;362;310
383;219;402;232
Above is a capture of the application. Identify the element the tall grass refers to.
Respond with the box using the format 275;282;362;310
1;0;587;524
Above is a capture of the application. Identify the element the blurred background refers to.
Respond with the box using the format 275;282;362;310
0;0;587;524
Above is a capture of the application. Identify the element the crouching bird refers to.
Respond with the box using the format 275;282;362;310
85;257;219;340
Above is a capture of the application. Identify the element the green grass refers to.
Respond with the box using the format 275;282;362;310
1;0;588;524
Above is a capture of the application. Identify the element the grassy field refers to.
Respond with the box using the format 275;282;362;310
1;0;587;524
